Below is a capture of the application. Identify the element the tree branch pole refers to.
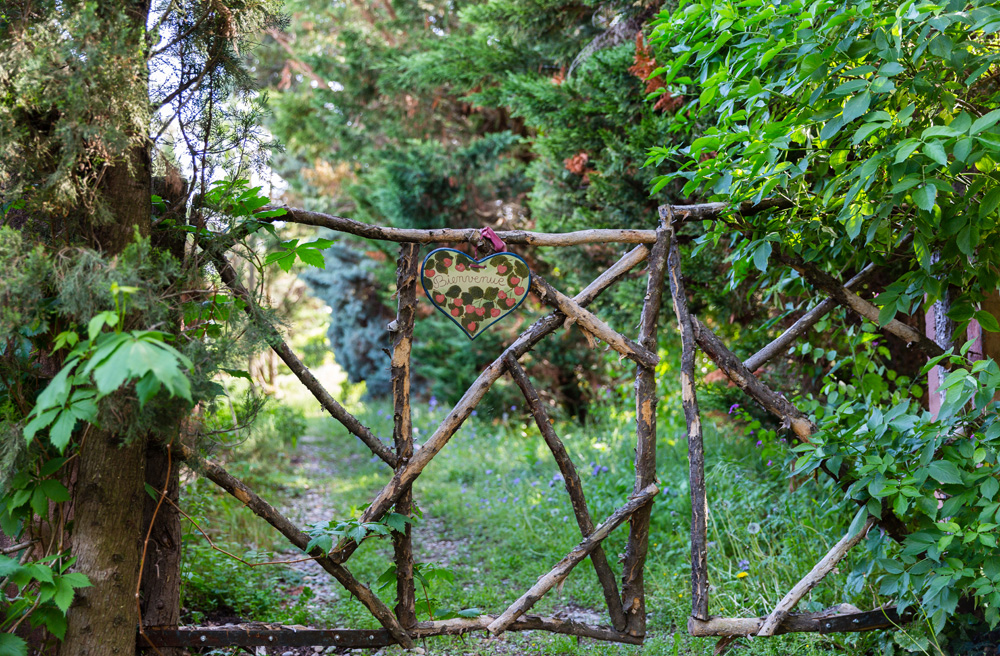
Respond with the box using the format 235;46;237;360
502;354;627;631
179;447;414;649
390;243;419;628
486;484;659;636
782;256;946;359
208;249;397;467
531;274;659;369
261;198;791;246
621;211;670;635
666;225;710;622
327;245;652;564
743;262;880;372
757;518;876;636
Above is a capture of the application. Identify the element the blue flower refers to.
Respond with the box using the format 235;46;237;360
737;558;750;571
471;410;477;417
728;403;740;415
486;469;493;475
429;396;438;409
512;477;521;485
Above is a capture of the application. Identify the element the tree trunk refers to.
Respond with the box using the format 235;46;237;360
60;0;153;643
61;429;147;656
138;445;183;655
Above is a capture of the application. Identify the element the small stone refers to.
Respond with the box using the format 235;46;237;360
281;652;295;656
314;647;324;653
408;648;425;654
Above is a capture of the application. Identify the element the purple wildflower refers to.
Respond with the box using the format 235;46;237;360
728;403;740;415
755;440;762;448
737;558;750;571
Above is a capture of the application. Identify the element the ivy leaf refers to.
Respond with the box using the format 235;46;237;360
53;576;75;613
0;634;28;656
48;410;77;453
928;460;964;485
296;248;326;269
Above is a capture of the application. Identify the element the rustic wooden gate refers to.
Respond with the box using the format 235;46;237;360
143;203;920;651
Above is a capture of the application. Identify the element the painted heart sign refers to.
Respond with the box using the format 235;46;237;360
420;248;531;340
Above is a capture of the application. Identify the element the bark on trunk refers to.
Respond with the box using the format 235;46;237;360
61;429;147;656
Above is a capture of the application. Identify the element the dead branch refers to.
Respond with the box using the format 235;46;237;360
531;274;658;369
208;249;397;467
486;484;659;636
666;222;710;622
757;518;876;636
503;354;627;631
621;211;671;635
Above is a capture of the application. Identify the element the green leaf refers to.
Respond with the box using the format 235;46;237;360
914;184;937;211
980;187;1000;220
976;311;1000;333
48;410;77;453
928;460;964;485
879;62;904;77
923;141;948;167
38;480;70;503
53;576;75;613
0;634;28;656
848;506;869;538
0;555;23;577
752;241;771;272
971;108;1000;135
842;91;872;124
878;301;897;327
983;476;1000;500
296;248;326;269
23;408;59;443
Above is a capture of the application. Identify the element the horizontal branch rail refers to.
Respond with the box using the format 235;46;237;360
688;604;911;637
140;613;644;648
261;199;790;246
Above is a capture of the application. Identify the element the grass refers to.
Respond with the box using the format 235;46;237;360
178;353;913;654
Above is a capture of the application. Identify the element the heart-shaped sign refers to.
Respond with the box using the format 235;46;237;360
420;248;531;340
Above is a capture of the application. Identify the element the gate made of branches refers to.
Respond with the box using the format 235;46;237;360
144;204;922;652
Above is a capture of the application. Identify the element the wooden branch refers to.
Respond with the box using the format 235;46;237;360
690;316;817;443
209;250;397;467
391;244;419;628
181;448;414;648
757;518;875;636
262;200;789;247
327;246;651;564
532;274;659;369
666;225;710;622
688;316;911;543
621;212;671;635
503;354;627;631
784;256;945;359
743;262;879;372
486;484;659;636
688;604;911;637
140;613;644;647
